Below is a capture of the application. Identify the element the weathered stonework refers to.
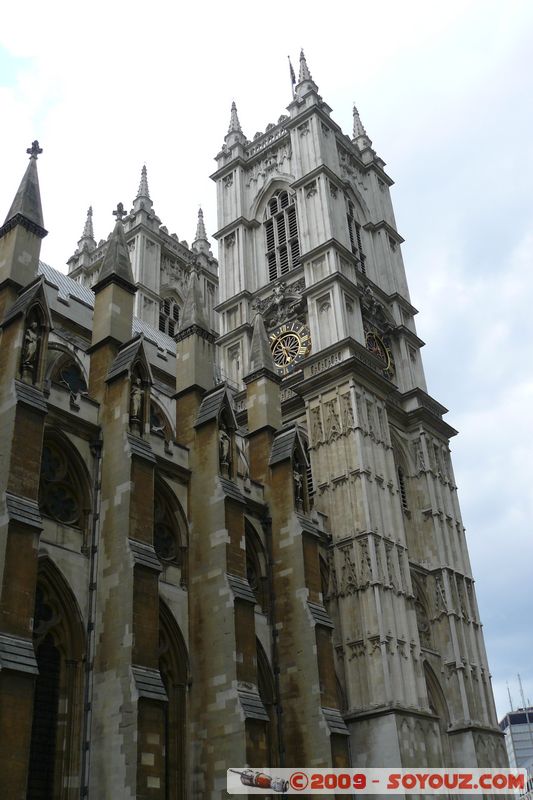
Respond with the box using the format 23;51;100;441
0;58;505;799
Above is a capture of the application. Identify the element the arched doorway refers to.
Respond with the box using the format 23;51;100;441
27;560;85;799
159;601;189;799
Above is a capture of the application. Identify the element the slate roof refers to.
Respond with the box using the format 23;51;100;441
131;665;168;701
237;688;269;722
37;262;177;355
227;573;257;604
219;477;246;505
307;601;334;628
39;261;94;307
129;539;162;572
5;492;42;530
0;633;38;675
321;706;350;735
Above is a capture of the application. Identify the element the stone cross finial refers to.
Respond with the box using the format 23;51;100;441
27;140;43;160
112;202;127;221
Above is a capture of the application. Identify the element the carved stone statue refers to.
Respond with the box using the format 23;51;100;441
22;321;39;365
219;425;232;476
293;464;304;509
130;377;144;421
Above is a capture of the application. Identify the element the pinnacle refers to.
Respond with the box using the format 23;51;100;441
227;101;243;135
298;49;313;83
247;312;277;377
81;206;95;241
1;140;47;238
96;206;135;289
179;269;210;333
136;164;150;199
192;207;211;256
353;103;371;143
195;207;207;241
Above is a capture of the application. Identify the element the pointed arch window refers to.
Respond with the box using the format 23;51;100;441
154;480;188;586
158;297;181;337
346;199;366;274
264;190;300;282
39;438;89;530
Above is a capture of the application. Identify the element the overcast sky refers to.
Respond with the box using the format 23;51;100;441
1;0;532;720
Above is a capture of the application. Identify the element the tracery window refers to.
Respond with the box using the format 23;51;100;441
51;355;88;400
39;441;83;526
245;522;268;612
264;190;300;282
346;199;366;273
158;296;181;337
154;482;187;586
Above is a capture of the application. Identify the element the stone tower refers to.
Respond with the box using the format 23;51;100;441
213;51;506;769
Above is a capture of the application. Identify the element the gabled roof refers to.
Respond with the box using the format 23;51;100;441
107;335;154;383
1;276;52;329
195;385;237;429
269;424;308;467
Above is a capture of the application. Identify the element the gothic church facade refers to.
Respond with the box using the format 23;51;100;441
0;52;505;799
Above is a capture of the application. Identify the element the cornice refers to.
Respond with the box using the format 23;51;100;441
213;216;260;241
364;219;405;244
214;290;253;314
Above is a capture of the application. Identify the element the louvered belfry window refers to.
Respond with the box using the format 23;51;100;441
159;297;181;337
347;200;366;274
264;190;300;282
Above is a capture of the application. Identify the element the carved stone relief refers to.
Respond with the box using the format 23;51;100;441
310;406;323;445
340;393;355;431
324;399;341;441
338;544;358;596
252;279;305;328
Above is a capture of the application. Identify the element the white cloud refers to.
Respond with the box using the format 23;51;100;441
1;0;532;721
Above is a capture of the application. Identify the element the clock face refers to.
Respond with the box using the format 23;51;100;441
269;321;311;375
365;328;394;377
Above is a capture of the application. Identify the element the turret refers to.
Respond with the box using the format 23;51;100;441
89;203;136;396
175;268;215;401
0;141;47;315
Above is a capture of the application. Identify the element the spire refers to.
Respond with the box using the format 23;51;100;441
224;101;246;148
179;269;210;333
352;104;372;148
293;49;319;100
82;206;95;240
227;101;242;134
95;203;135;291
298;49;313;83
133;164;153;212
136;165;150;200
192;207;211;256
1;140;47;239
247;312;277;378
195;207;207;241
